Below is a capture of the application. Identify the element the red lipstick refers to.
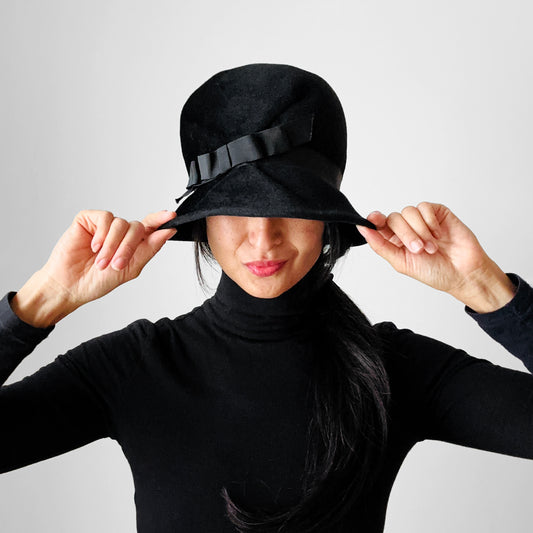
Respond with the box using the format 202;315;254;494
244;260;286;277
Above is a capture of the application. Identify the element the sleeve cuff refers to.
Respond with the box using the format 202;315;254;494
465;274;533;371
465;273;533;326
0;292;56;381
0;292;55;343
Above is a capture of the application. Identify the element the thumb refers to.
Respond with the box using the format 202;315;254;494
133;227;177;270
357;225;404;267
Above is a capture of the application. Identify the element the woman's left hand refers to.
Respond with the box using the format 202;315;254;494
356;202;516;312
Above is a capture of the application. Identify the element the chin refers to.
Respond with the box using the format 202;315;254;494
241;277;293;299
244;285;288;299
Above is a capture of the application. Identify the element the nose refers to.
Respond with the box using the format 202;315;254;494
247;217;282;252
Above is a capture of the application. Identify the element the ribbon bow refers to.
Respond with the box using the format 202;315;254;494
176;114;314;203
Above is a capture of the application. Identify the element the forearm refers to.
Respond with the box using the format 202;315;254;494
10;269;78;328
448;259;517;314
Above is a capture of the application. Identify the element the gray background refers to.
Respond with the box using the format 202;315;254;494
1;0;532;531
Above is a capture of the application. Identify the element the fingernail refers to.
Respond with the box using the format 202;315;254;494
410;240;423;253
425;241;438;254
97;258;108;269
92;242;102;254
111;257;127;271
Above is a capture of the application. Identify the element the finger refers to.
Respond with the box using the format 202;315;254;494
388;209;435;253
366;211;387;229
145;227;177;255
417;201;442;240
109;221;147;271
142;210;177;234
387;211;427;254
357;225;406;267
89;212;115;254
399;206;439;254
130;227;177;272
74;210;115;254
95;218;130;269
366;211;403;247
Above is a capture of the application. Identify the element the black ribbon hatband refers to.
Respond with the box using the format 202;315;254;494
184;114;315;194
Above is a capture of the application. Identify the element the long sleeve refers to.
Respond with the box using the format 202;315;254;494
0;292;55;385
2;272;533;531
378;273;533;459
0;292;148;473
465;273;533;372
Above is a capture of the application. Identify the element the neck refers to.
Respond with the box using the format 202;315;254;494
204;266;332;341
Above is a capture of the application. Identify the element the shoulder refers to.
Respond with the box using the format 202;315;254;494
372;320;483;391
57;303;209;386
374;320;465;359
99;301;208;345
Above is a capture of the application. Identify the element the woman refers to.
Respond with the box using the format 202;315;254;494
2;63;532;532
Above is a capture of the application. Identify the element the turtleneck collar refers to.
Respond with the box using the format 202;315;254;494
204;266;331;341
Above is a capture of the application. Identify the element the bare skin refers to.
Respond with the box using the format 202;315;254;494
11;210;177;327
206;216;324;299
356;202;516;313
10;202;515;328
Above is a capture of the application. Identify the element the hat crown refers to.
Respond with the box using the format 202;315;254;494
180;63;347;175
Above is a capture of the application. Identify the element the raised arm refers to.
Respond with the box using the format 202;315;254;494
0;209;177;471
356;202;516;313
358;204;533;457
1;209;176;386
11;209;177;329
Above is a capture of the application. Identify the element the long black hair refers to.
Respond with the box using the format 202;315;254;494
193;220;390;532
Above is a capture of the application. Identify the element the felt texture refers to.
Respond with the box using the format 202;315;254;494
159;63;374;245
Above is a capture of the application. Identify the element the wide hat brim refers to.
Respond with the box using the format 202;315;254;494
159;152;374;247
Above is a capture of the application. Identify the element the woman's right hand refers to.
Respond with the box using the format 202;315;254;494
11;210;177;327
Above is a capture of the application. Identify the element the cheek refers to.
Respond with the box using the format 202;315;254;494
206;217;242;266
305;241;323;267
292;221;324;267
206;219;226;264
302;222;325;254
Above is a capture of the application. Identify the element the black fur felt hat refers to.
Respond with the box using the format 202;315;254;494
159;63;375;246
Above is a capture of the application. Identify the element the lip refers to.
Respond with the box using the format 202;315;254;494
244;260;287;277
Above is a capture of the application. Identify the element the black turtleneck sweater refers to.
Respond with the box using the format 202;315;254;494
1;272;533;532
